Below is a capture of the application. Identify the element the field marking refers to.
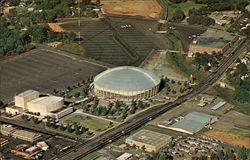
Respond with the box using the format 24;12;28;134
40;49;110;69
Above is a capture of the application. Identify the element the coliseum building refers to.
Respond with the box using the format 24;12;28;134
93;66;160;101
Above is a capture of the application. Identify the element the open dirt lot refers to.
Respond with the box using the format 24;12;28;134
201;130;250;148
101;0;162;19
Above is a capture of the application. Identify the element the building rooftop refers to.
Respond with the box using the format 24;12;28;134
28;96;63;105
193;29;238;48
116;153;133;160
0;124;42;140
210;101;226;110
168;112;217;134
126;129;172;146
16;90;39;97
94;66;161;91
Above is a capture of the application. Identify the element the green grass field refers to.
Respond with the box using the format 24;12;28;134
81;152;101;160
63;114;111;131
158;0;205;20
166;52;208;82
58;43;82;53
65;86;85;102
50;127;93;139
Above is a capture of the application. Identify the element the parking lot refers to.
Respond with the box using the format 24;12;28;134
59;16;164;66
0;48;106;103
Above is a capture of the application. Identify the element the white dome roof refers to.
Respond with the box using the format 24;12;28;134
94;66;160;91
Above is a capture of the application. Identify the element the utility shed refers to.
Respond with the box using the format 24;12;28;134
167;112;217;135
126;129;172;152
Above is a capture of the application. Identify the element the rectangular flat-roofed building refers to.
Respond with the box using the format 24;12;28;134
27;96;63;116
126;129;172;152
15;90;39;109
166;112;217;135
0;138;8;147
0;124;42;142
189;29;239;55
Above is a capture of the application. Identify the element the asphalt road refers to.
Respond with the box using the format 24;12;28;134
56;38;249;160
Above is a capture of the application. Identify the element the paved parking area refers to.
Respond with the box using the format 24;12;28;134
0;48;106;103
59;16;163;66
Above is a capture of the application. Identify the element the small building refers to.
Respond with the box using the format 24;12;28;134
3;7;17;16
11;144;42;159
126;129;172;152
116;153;133;160
5;106;23;115
49;107;73;119
48;42;63;48
188;29;239;55
27;96;63;116
0;124;42;142
166;112;217;135
210;101;226;110
209;11;241;26
0;138;8;147
36;141;49;151
15;90;39;109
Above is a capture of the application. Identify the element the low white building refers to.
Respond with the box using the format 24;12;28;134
5;106;23;115
49;107;73;119
27;96;63;116
116;153;133;160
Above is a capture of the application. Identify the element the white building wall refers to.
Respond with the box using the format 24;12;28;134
27;98;63;116
14;90;39;109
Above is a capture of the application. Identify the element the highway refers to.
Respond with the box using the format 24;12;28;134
56;38;249;160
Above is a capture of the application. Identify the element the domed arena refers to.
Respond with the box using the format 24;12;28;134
93;66;161;100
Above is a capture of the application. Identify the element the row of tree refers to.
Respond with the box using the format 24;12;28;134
192;53;222;71
0;17;76;58
226;60;249;103
82;100;150;120
46;120;93;136
191;0;249;12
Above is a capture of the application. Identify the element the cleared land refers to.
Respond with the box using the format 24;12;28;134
101;0;162;19
0;48;106;103
201;130;250;148
63;114;111;132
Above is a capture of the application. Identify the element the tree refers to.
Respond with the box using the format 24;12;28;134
237;147;248;160
7;0;20;6
210;152;219;160
67;125;74;133
59;124;66;131
74;125;83;135
218;150;225;160
171;9;185;22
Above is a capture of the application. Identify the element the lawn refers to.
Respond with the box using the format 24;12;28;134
63;114;111;131
166;52;208;82
14;116;44;128
58;43;83;53
165;33;179;50
112;135;129;146
49;127;93;139
81;152;101;160
158;0;205;20
65;86;86;102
